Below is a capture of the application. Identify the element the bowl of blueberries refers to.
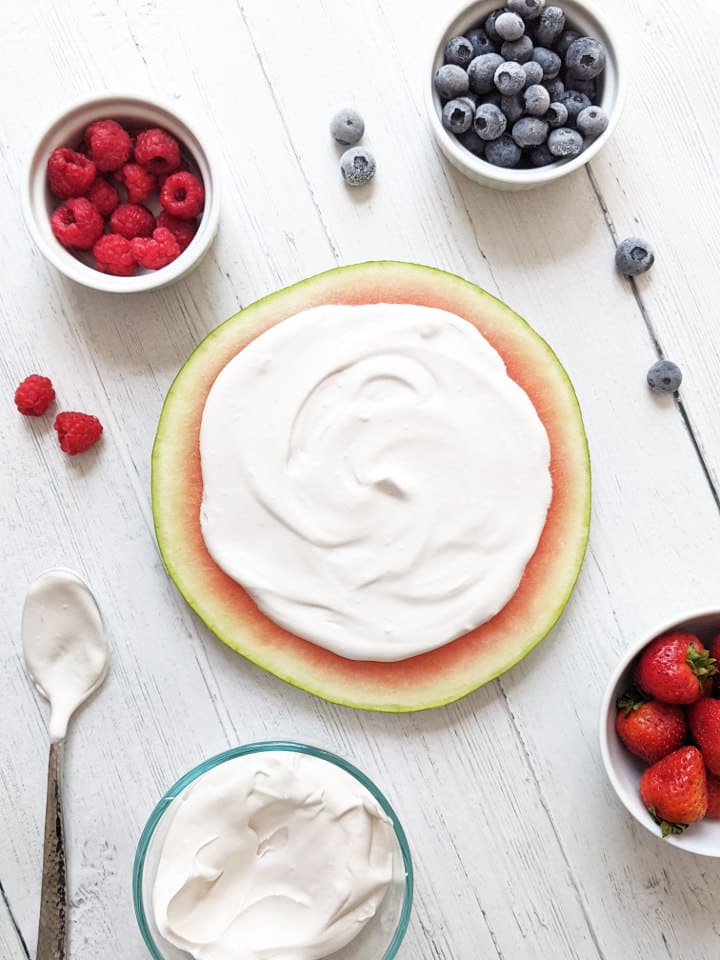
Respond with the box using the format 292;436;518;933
427;0;625;189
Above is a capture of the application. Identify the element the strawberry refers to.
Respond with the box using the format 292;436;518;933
639;746;708;836
711;634;720;696
688;697;720;775
706;773;720;819
615;690;687;765
635;633;717;705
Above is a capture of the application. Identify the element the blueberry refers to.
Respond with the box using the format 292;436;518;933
512;116;549;147
457;127;487;157
529;143;556;166
434;64;470;100
480;91;502;108
559;90;591;122
442;98;474;134
577;105;608;137
340;147;376;186
474;102;508;141
508;0;545;21
444;35;475;69
485;135;522;167
615;237;655;276
647;360;681;394
531;47;561;79
546;101;568;127
501;35;534;62
524;83;550;116
571;77;598;98
547;127;584;158
555;29;580;59
501;93;525;124
468;53;505;94
494;60;526;95
566;37;607;80
466;27;497;57
458;94;479;112
543;78;565;100
495;11;525;41
535;6;566;46
485;8;510;42
522;60;544;86
330;109;365;146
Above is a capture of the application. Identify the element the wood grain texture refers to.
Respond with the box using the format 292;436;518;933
1;0;720;958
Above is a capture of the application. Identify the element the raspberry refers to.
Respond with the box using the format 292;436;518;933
115;162;156;204
156;211;197;252
109;203;155;240
84;119;132;172
160;170;205;220
85;177;120;216
134;127;181;175
131;227;181;270
54;411;103;455
50;197;104;250
47;148;97;199
14;375;55;416
93;234;137;276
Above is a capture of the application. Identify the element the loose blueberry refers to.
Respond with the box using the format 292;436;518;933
495;11;526;41
566;36;607;80
535;5;566;45
647;360;681;394
434;63;470;100
474;102;508;141
547;127;584;158
501;93;525;124
330;109;365;146
546;101;569;127
559;90;591;122
512;116;549;147
508;0;545;21
524;84;550;116
543;78;565;100
444;35;475;68
458;94;479;112
485;9;510;43
485;135;522;167
494;60;526;95
529;143;556;166
501;35;534;62
468;53;505;94
340;147;376;186
615;237;655;276
522;60;544;86
466;27;497;57
442;98;474;134
555;29;580;59
531;47;561;79
576;105;609;137
457;127;487;157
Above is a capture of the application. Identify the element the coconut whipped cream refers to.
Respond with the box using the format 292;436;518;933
21;568;108;741
152;751;395;960
200;303;552;661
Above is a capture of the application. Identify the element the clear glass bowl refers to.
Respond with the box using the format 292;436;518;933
133;741;414;959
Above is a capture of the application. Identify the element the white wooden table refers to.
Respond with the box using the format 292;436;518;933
2;0;720;957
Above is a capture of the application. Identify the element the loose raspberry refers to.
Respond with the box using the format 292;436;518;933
84;177;120;217
14;375;55;416
160;170;205;220
47;148;97;199
131;227;181;270
134;128;181;175
54;411;103;455
84;119;132;172
109;203;155;240
50;197;104;250
115;162;156;204
156;211;197;252
93;234;137;276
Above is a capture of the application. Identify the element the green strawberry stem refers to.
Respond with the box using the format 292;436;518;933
687;643;718;680
647;806;689;838
617;687;650;717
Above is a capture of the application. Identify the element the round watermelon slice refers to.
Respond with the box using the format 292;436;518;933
152;261;590;711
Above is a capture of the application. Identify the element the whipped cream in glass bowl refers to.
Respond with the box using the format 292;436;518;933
133;742;413;960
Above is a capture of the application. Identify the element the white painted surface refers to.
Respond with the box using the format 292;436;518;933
1;1;720;958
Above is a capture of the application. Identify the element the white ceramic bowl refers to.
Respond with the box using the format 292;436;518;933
599;610;720;857
427;0;625;190
21;92;220;292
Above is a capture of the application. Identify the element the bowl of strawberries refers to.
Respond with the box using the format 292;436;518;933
600;611;720;856
21;92;220;292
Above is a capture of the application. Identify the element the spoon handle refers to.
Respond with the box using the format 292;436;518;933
36;741;67;960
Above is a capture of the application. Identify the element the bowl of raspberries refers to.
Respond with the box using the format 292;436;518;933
22;93;220;291
427;0;624;189
600;611;720;856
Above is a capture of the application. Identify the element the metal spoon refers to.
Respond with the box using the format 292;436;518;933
21;568;109;960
